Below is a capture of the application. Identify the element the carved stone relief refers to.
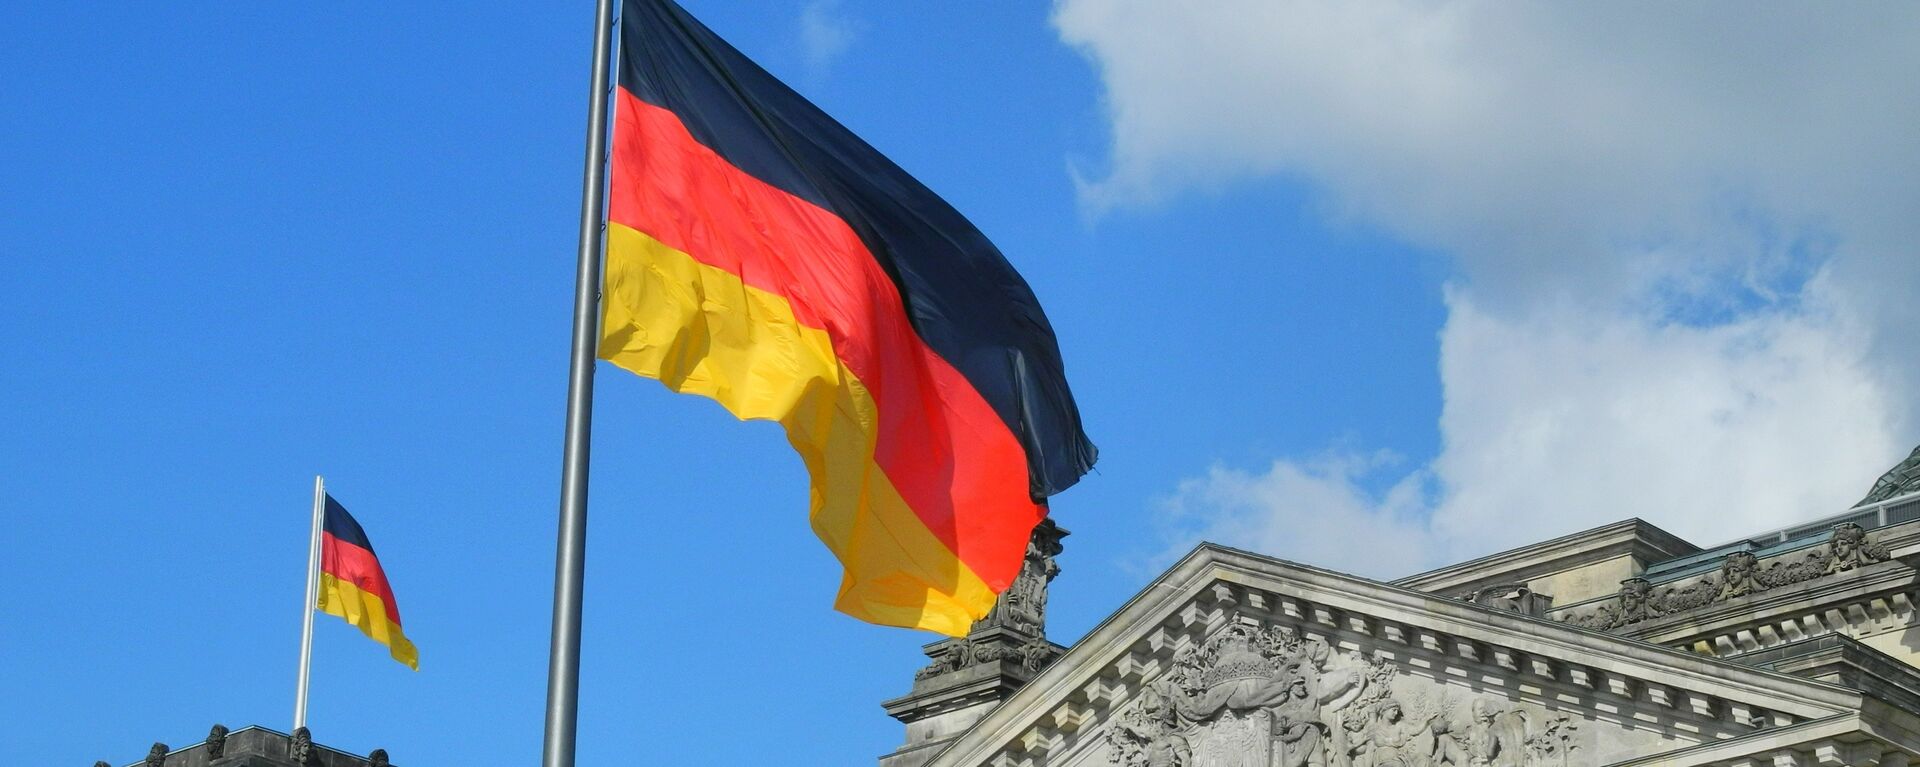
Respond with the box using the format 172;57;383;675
1559;523;1892;630
1457;584;1552;618
914;520;1067;682
291;726;313;767
1107;620;1581;767
206;723;229;760
914;634;1061;680
980;519;1066;636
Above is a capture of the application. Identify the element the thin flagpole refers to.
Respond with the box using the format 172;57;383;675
543;0;617;766
294;474;325;730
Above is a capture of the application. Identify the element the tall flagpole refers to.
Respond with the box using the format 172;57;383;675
544;0;617;765
294;474;325;730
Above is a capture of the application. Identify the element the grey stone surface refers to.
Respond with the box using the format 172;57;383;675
902;543;1920;767
1555;522;1894;631
1736;634;1920;713
103;726;390;767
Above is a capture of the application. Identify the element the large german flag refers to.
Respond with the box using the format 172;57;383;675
601;0;1097;635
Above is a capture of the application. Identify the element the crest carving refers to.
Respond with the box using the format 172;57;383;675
1560;523;1892;630
1108;619;1580;767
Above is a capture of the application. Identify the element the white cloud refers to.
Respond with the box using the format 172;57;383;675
1161;283;1901;577
1429;282;1897;553
1161;451;1436;579
798;0;859;75
1054;2;1920;307
1060;2;1920;571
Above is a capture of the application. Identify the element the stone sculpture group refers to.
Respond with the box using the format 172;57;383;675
1108;621;1579;767
1559;522;1892;630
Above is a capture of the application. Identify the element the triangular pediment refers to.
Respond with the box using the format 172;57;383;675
925;545;1914;767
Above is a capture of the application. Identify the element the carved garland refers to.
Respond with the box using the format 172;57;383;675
1558;523;1892;631
914;635;1061;680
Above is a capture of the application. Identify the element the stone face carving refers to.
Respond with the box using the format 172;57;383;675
206;723;229;759
1561;523;1892;630
145;742;169;767
1106;618;1580;767
1459;584;1552;618
1857;444;1920;507
1715;552;1759;600
369;748;391;767
291;727;313;767
1826;522;1888;573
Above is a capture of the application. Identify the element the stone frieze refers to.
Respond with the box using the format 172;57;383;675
1557;523;1891;631
1107;621;1581;767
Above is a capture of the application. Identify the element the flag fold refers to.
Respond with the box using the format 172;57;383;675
601;0;1097;635
318;495;419;669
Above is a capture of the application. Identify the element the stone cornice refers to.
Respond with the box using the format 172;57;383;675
1625;560;1916;649
1741;635;1920;715
1394;518;1699;596
1599;699;1920;767
1597;712;1863;767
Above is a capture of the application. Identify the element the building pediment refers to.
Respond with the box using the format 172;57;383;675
924;545;1919;767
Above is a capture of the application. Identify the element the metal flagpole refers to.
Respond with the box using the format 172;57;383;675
543;0;617;765
294;474;325;730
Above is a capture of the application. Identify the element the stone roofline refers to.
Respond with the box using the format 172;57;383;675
1393;517;1701;597
924;543;1893;767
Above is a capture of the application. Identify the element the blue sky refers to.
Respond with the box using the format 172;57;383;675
4;2;1918;765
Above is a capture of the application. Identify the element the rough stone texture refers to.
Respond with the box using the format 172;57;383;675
101;726;390;767
1555;523;1894;632
897;544;1920;767
1395;519;1700;610
1736;634;1920;714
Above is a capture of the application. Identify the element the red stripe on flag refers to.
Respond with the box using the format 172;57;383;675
321;533;404;626
607;88;1043;589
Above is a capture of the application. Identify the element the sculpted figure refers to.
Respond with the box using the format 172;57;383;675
1449;701;1531;767
1171;629;1298;721
1304;639;1369;712
1347;699;1441;767
1110;686;1192;767
1825;523;1888;574
369;748;391;767
1716;552;1758;600
290;727;313;767
145;743;169;767
1267;665;1328;767
1616;578;1657;624
206;723;229;759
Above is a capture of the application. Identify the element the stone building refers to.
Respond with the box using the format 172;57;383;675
99;725;391;767
881;447;1920;767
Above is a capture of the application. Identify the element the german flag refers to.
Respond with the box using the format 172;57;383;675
317;495;418;669
601;0;1097;635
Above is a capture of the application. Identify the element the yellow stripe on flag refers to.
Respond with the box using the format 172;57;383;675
598;222;995;635
318;572;420;670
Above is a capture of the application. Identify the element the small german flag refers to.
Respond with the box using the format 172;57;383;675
317;495;418;669
601;0;1097;635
